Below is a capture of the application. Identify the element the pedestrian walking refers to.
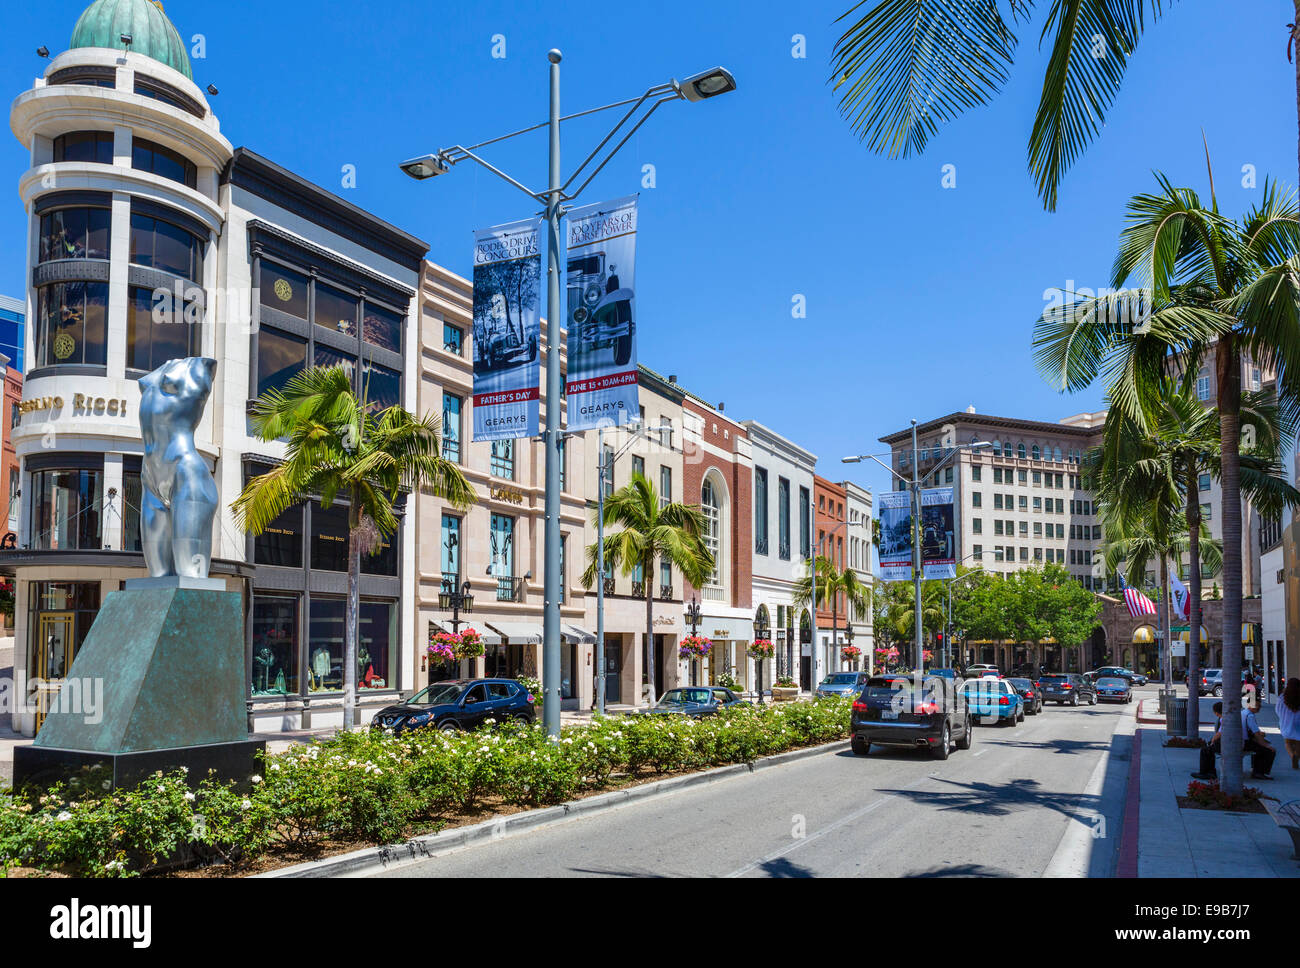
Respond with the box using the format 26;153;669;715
1277;678;1300;770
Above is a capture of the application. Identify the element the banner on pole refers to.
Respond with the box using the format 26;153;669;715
564;195;639;431
877;487;955;581
471;217;542;441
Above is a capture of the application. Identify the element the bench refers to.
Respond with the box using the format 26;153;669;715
1262;799;1300;860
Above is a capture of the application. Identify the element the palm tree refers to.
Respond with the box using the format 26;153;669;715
580;473;714;704
793;555;872;674
828;2;1300;212
873;575;945;665
1035;173;1300;793
232;366;475;728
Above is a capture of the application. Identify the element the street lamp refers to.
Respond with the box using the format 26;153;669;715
435;576;475;677
943;563;984;668
752;615;771;705
402;53;736;739
844;428;991;688
685;596;702;687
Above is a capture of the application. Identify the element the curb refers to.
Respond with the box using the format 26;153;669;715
256;737;847;878
1135;699;1164;725
1117;726;1143;877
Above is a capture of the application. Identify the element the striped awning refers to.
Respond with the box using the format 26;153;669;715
1243;623;1258;645
1132;625;1156;644
1175;626;1209;645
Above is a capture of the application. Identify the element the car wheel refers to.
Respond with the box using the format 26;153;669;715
1009;710;1019;727
1213;685;1223;697
1018;707;1025;722
1071;693;1079;707
512;713;531;724
932;723;951;760
851;735;870;757
957;716;973;750
1090;692;1097;706
438;719;460;733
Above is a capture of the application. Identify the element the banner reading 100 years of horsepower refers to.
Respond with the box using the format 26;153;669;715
564;195;639;431
877;486;956;582
471;217;543;441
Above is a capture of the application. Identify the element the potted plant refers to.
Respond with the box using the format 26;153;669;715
456;628;485;660
772;674;800;702
747;638;776;702
678;634;712;659
842;645;862;669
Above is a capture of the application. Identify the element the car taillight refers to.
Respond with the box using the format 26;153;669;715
998;696;1010;705
1061;684;1072;689
852;700;868;713
1026;691;1034;697
915;702;937;714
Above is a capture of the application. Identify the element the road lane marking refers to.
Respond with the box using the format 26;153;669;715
972;749;986;757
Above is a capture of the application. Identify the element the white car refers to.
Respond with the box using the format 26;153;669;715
965;664;1000;679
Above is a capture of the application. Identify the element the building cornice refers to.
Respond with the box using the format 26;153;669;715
878;411;1104;445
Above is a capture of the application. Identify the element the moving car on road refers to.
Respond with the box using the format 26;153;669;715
634;687;748;718
964;664;1000;679
1039;673;1097;706
959;676;1025;725
816;671;871;698
1007;677;1044;715
850;674;973;759
1092;665;1148;686
1095;676;1133;703
371;679;535;734
1187;668;1226;697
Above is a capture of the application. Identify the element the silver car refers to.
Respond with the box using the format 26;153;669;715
816;671;870;698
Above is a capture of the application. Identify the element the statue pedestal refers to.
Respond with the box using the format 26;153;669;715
13;584;263;791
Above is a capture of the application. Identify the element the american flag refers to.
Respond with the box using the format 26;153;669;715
1120;576;1157;617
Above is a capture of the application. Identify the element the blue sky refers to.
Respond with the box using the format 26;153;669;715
2;0;1297;504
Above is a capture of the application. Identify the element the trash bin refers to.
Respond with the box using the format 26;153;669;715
1166;696;1188;736
1157;688;1171;714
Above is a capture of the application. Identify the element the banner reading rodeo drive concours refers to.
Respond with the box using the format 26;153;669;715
564;195;639;431
876;487;956;581
471;217;543;441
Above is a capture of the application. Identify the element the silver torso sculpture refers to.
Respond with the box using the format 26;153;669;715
138;357;219;579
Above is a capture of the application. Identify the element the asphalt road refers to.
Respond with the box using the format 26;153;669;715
371;689;1138;879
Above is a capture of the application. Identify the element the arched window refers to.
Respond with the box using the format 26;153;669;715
1053;446;1062;462
702;478;721;590
1032;444;1041;460
1017;442;1027;459
992;439;1002;456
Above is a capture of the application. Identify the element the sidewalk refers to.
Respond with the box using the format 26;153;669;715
1134;689;1300;877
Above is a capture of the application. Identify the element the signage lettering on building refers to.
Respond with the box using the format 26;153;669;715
653;615;677;627
18;395;129;418
490;485;525;505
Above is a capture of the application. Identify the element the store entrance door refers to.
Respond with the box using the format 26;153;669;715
603;641;621;704
34;611;74;732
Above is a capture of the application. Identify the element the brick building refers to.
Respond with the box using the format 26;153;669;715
813;475;855;681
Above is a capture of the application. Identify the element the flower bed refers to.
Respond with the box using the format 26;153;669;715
1178;779;1266;813
0;696;853;878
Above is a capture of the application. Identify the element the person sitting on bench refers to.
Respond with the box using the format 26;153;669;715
1193;701;1277;781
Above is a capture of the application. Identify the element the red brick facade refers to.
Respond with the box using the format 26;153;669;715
815;475;847;628
682;398;751;611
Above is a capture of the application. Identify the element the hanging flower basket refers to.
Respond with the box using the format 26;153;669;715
747;638;775;660
427;631;459;664
455;628;485;659
679;634;712;659
841;645;862;661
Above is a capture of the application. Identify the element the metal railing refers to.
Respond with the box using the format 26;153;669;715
658;583;673;601
496;576;525;602
631;580;646;598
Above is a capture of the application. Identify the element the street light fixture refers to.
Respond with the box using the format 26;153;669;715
943;562;984;668
752;615;771;705
843;430;991;690
685;595;703;686
401;53;736;739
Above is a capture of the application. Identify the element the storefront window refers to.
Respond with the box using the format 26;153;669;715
27;581;100;681
128;285;197;372
131;138;197;189
32;467;102;550
362;303;402;353
358;600;396;690
256;327;306;398
129;213;204;282
122;470;142;552
310;502;349;572
363;360;400;410
313;344;355;382
254;504;303;568
362;529;398;576
259;262;309;320
40;207;111;262
315;284;357;337
307;597;344;693
252;596;298;696
36;281;108;367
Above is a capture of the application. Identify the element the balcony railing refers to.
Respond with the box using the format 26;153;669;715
603;577;615;596
778;538;790;561
703;585;726;603
658;583;673;601
496;576;525;603
755;536;768;555
631;580;646;598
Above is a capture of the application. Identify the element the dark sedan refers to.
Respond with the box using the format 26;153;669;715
1094;665;1148;686
1039;673;1097;706
1007;677;1044;715
370;678;535;734
635;687;749;717
1095;676;1133;703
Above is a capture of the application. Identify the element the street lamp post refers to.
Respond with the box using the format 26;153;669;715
401;57;736;739
943;563;983;669
685;596;702;687
843;430;991;692
436;578;475;676
752;616;771;704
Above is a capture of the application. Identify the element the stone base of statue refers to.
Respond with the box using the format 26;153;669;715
12;579;264;792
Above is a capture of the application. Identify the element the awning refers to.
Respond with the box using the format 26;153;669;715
1175;626;1209;645
563;624;596;644
1132;626;1156;644
1243;623;1258;645
483;622;542;645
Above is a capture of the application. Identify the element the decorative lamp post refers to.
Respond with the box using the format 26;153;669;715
751;617;772;704
685;596;703;686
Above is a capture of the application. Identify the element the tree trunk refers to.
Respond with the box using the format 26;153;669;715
1186;459;1203;741
831;597;839;676
344;503;361;731
644;553;656;704
1160;555;1171;700
1217;337;1245;795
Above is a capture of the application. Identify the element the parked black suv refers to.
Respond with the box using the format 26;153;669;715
371;678;535;734
1039;673;1097;706
850;674;973;760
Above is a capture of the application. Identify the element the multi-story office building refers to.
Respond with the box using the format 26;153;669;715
841;480;874;665
2;0;427;734
0;295;24;372
680;388;753;691
415;260;598;709
742;419;815;688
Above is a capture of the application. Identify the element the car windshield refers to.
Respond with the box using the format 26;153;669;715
822;674;859;684
960;679;1006;695
1008;678;1034;689
1097;677;1127;687
405;683;464;705
660;689;712;705
1040;675;1068;683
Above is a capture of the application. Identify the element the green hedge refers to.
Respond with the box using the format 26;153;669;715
0;696;852;878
